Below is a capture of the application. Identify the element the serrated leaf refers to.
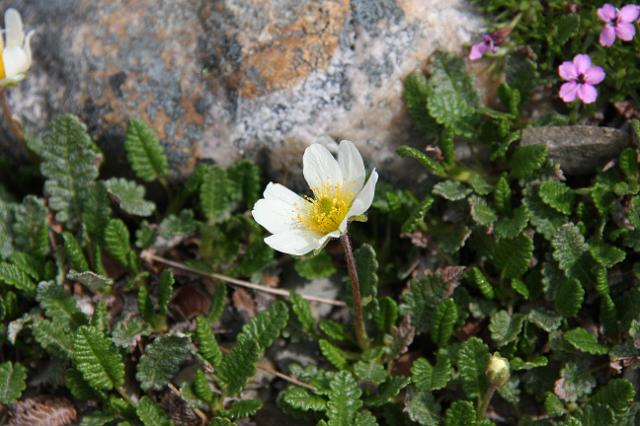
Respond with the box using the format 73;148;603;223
374;296;398;335
556;360;595;402
289;291;315;336
578;404;615;426
0;261;36;293
83;181;112;243
619;147;638;181
523;183;567;239
221;399;263;420
489;311;525;347
544;392;565;417
104;219;134;270
468;267;495;299
404;388;440;426
364;375;410;407
552;223;594;284
208;283;227;323
445;400;476;426
355;244;378;306
397;146;446;177
294;252;336;280
403;272;455;334
125;117;168;182
112;317;152;348
194;316;223;369
431;299;457;347
320;320;350;342
426;51;478;137
227;159;261;207
66;368;104;401
539;180;574;215
32;319;74;358
192;369;213;403
327;371;362;426
136;335;191;391
528;309;562;332
355;410;379;426
401;196;434;233
63;231;89;272
469;195;497;226
73;325;125;391
0;361;26;403
589;242;625;268
433;181;472;201
457;337;489;399
494;174;511;213
511;278;529;299
209;418;236;426
105;177;156;217
279;386;327;412
509;144;547;179
403;72;439;134
136;395;173;426
238;300;289;350
37;281;85;327
78;412;115;426
319;339;348;369
510;355;548;371
494;206;529;239
354;360;387;385
564;329;608;355
158;269;174;316
158;209;197;240
555;279;584;318
592;378;634;415
200;166;235;223
68;270;113;292
217;337;260;396
41;114;101;227
12;195;49;258
493;234;533;279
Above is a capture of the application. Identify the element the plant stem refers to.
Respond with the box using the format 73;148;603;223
477;383;497;421
0;89;24;143
117;386;137;407
340;233;369;351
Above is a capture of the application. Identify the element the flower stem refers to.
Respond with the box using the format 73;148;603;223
0;89;24;143
477;383;497;421
340;233;369;351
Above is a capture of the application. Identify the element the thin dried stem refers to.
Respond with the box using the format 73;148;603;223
141;250;346;307
340;233;370;351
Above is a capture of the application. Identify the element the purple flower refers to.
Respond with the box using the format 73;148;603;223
469;35;496;61
597;3;640;47
558;54;605;104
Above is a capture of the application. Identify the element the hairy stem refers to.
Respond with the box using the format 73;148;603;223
477;383;497;421
340;233;370;351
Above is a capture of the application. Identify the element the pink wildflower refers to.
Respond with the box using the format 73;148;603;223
558;54;605;104
469;35;497;61
597;3;640;47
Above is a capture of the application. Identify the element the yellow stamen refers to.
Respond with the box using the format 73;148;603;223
297;182;355;234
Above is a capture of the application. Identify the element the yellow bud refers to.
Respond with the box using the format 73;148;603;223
486;353;510;388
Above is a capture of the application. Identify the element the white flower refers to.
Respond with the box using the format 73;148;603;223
252;140;378;256
0;9;34;86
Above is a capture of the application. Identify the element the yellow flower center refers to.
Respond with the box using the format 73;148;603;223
298;182;355;235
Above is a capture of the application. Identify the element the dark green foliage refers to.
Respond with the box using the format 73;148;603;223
194;316;223;369
73;326;125;391
0;361;26;403
137;396;173;426
294;251;336;280
136;335;191;391
125;118;168;182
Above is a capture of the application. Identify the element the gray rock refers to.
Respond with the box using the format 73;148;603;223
520;126;632;175
0;0;482;181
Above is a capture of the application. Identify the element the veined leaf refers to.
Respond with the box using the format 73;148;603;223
489;310;525;347
457;337;489;399
431;299;457;347
397;146;446;177
136;395;173;426
32;319;74;358
403;72;439;134
493;234;533;279
433;180;471;201
63;231;89;272
105;177;156;217
104;219;135;270
67;270;113;293
125;117;168;182
158;269;174;316
319;339;348;369
289;291;315;336
509;144;547;179
12;196;49;258
494;174;511;213
200;166;235;223
469;195;497;226
227;159;261;207
221;399;263;420
37;281;85;327
445;401;476;426
401;195;434;233
355;244;379;306
405;388;440;426
327;371;362;426
564;329;608;355
294;252;336;280
539;180;574;215
0;261;36;293
0;361;26;403
73;325;125;391
136;335;191;391
278;386;327;412
194;316;223;369
592;378;635;415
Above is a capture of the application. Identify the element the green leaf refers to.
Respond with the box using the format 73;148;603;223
91;300;109;332
294;252;336;280
136;335;191;391
319;339;348;369
37;281;85;327
217;337;260;396
66;368;104;401
194;316;223;369
539;181;574;215
0;261;36;293
552;223;593;281
494;206;529;239
41;114;101;227
208;283;227;323
327;371;362;426
238;300;289;350
509;144;547;179
592;378;635;415
468;267;494;299
405;389;440;426
78;412;115;426
354;360;387;385
557;360;595;402
528;309;562;332
364;375;410;407
564;329;608;355
83;181;112;243
403;72;439;134
431;299;457;347
493;234;533;279
489;311;525;347
373;296;398;335
105;178;156;217
401;196;434;233
32;319;74;358
403;272;455;334
426;51;479;137
445;401;476;426
136;395;173;426
619;147;638;181
125;117;168;182
111;317;152;348
67;270;114;293
555;279;584;318
192;370;213;403
457;337;489;399
578;404;615;426
227;159;261;207
278;386;327;412
289;291;315;336
73;325;125;391
221;399;263;420
208;418;236;426
320;320;350;342
511;278;529;299
469;196;497;226
397;146;446;177
544;392;565;417
63;231;89;271
589;242;626;268
0;361;26;403
523;183;567;240
200;166;235;223
411;358;433;392
355;244;379;306
354;410;379;426
494;174;511;213
433;180;471;201
12;196;49;258
158;210;197;240
158;270;174;316
432;350;453;390
104;219;135;270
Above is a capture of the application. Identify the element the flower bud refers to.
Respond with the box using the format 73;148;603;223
486;353;510;388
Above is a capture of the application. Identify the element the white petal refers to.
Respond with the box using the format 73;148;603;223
338;140;365;192
22;30;34;68
264;229;322;256
263;182;303;205
347;169;378;217
303;144;343;191
4;9;24;48
318;230;341;246
3;46;29;79
252;182;307;234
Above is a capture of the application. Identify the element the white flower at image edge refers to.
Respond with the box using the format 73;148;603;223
252;140;378;256
0;9;34;85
